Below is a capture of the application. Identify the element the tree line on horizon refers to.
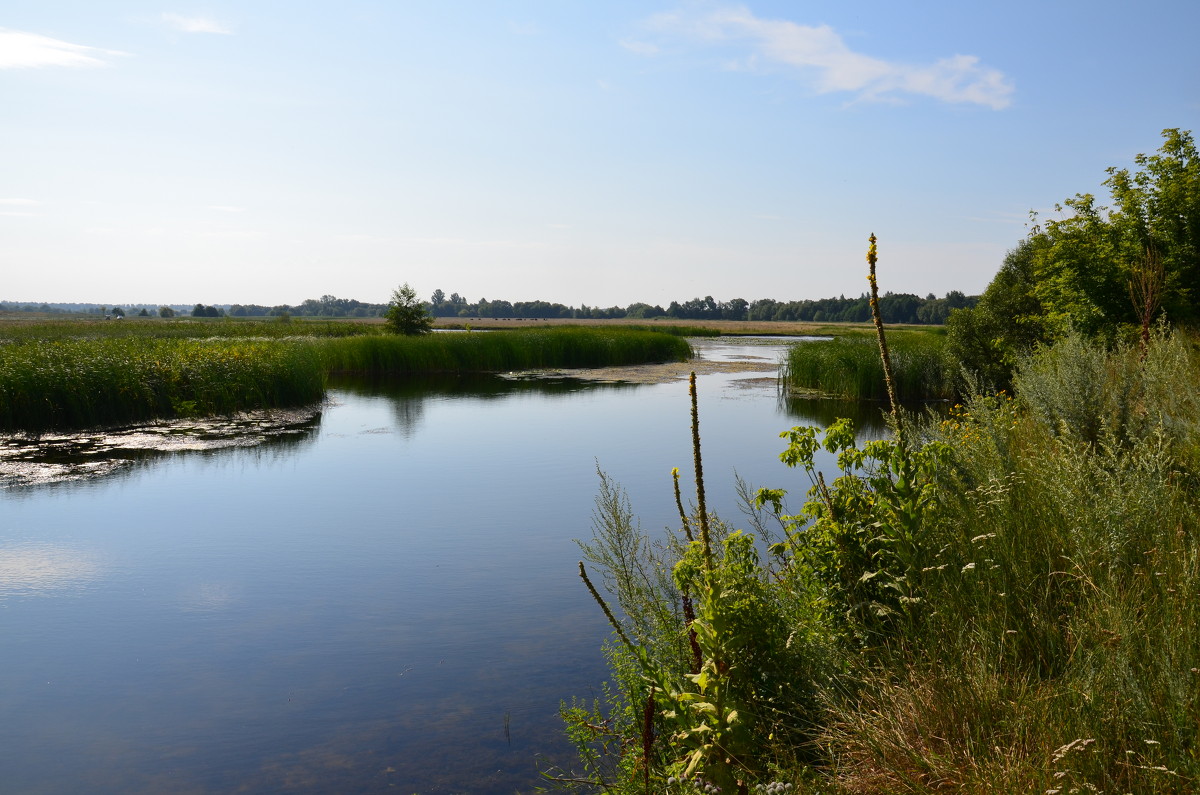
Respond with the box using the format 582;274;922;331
215;289;977;325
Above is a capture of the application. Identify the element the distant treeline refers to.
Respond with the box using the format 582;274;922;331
421;289;977;325
4;290;978;325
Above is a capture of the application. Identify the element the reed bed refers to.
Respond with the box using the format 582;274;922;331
0;337;325;432
0;326;690;431
319;327;692;375
780;330;953;400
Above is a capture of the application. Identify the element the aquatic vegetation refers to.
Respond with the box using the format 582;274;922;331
780;330;953;401
0;324;691;431
0;337;325;433
319;326;692;375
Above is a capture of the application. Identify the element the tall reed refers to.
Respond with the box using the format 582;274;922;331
780;331;952;401
0;337;325;432
319;327;691;375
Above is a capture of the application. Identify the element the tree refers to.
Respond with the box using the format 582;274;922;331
946;238;1048;389
384;283;433;335
159;306;176;318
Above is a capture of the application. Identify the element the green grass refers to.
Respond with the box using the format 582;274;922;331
0;324;691;431
780;330;953;400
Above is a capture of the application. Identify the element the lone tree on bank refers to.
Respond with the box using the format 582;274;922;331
384;283;434;335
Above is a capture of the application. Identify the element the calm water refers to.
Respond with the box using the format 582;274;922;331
0;338;888;794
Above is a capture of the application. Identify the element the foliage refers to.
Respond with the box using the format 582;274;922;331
948;128;1199;383
944;238;1048;390
383;283;434;335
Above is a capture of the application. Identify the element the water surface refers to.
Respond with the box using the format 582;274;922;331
0;338;889;793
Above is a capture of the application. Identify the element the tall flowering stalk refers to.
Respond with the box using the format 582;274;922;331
866;233;903;438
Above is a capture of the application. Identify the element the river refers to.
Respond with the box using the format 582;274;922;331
0;337;886;794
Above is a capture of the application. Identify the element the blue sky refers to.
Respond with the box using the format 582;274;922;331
2;1;1198;307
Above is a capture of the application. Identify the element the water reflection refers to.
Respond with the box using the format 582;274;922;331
329;373;642;439
781;395;892;436
0;406;323;492
0;541;103;598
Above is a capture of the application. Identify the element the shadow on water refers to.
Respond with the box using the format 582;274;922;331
781;395;950;439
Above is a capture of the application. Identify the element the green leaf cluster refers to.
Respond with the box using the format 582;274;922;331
947;128;1199;387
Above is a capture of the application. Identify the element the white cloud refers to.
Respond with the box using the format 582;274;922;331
644;5;1013;109
0;198;40;206
162;13;232;35
619;38;660;56
207;205;245;213
0;28;124;69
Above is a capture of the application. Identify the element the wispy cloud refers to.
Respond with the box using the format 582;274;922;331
0;198;41;206
0;28;125;69
640;5;1013;109
619;38;660;56
162;13;232;35
207;205;245;213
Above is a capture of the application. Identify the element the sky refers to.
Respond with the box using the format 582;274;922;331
2;1;1198;308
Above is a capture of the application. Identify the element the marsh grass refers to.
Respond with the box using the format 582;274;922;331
319;327;692;375
780;331;952;401
0;324;690;431
0;337;325;433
